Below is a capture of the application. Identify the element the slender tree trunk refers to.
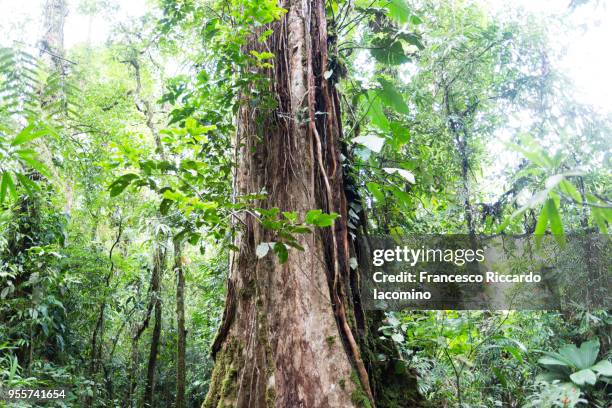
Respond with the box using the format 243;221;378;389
41;0;67;73
204;1;421;407
89;220;122;380
143;244;166;408
144;298;162;407
128;337;139;408
174;239;186;408
127;256;159;406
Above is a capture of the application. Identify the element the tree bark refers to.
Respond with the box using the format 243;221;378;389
143;244;166;408
174;238;186;408
41;0;67;73
203;1;421;407
86;219;122;407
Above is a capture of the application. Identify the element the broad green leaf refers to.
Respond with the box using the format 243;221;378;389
366;182;385;201
390;121;410;147
387;0;410;23
591;359;612;376
367;96;389;131
109;173;140;197
250;50;275;61
370;38;410;65
282;211;298;222
570;369;597;386
538;353;572;367
391;187;411;208
258;29;274;42
559;339;599;369
273;242;288;263
379;78;409;115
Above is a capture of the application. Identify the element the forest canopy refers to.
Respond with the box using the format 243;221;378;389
0;0;610;407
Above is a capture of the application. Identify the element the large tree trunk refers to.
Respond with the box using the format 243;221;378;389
174;238;186;408
204;1;421;407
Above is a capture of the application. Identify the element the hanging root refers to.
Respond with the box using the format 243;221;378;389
305;3;375;398
303;2;375;403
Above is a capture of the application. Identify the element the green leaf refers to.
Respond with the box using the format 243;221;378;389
410;14;422;25
109;173;140;197
504;345;524;365
18;156;50;178
1;172;10;203
258;29;274;42
534;201;549;248
11;124;47;146
559;339;599;369
305;209;338;227
370;37;410;65
273;242;288;263
545;199;565;247
0;172;17;202
570;369;597;386
492;367;507;388
15;173;40;195
160;198;173;215
559;179;582;203
391;187;411;208
390;121;410;147
367;96;390;131
591;208;608;233
366;182;385;201
538;354;572;368
250;50;275;61
387;0;410;23
379;78;409;115
282;211;298;222
591;359;612;376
